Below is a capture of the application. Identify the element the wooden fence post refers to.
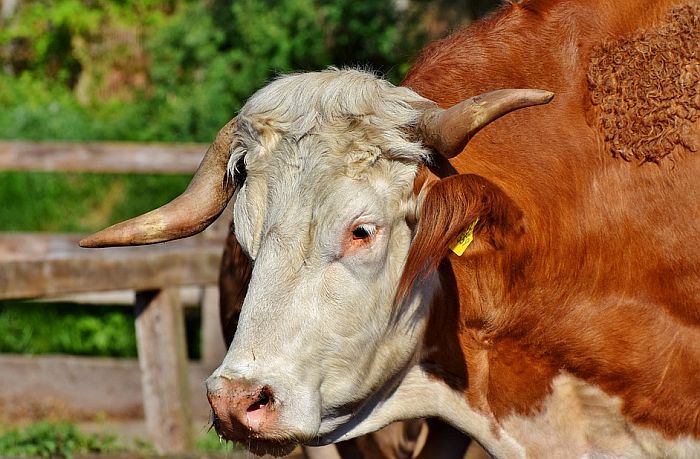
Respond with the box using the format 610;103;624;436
135;288;193;453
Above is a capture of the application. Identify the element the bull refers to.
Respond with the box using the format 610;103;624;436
82;0;700;457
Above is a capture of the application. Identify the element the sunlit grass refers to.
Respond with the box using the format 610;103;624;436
0;301;204;359
0;421;124;458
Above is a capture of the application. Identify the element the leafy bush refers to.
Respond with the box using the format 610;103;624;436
0;74;97;141
0;421;121;458
0;421;233;457
0;302;138;357
0;0;427;143
0;301;203;359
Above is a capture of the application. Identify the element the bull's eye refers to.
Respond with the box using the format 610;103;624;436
233;156;247;187
352;224;376;240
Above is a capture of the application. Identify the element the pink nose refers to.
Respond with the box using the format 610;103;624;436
207;377;279;441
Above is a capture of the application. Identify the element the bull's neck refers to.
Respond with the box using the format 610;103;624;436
419;253;700;454
419;258;507;420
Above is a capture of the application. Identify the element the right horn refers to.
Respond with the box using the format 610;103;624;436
80;118;239;248
419;89;554;158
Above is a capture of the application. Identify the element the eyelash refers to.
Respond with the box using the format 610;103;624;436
351;224;376;241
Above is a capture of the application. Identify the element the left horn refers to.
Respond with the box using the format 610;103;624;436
80;118;238;248
419;89;554;158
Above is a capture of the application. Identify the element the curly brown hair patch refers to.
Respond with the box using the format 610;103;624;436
587;2;699;164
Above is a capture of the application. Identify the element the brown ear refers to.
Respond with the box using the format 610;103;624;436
397;174;524;302
219;230;253;347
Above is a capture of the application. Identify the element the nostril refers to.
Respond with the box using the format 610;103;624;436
247;386;273;412
207;379;281;437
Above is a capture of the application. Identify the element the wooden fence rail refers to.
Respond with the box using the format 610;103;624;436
0;141;228;454
0;140;208;174
0;234;221;300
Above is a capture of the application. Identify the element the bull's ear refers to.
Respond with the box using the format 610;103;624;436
397;174;524;301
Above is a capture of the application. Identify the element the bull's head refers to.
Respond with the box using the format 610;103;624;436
81;69;552;456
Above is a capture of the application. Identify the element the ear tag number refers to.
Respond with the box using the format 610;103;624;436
449;218;479;256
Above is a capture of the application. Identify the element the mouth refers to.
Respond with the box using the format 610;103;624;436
210;411;301;457
235;438;297;457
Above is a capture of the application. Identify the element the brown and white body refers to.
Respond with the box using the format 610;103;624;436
83;0;700;457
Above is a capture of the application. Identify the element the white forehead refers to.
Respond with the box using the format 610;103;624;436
228;68;432;170
227;69;432;256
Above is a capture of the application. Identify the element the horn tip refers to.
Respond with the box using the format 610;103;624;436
79;234;109;248
539;90;555;103
80;225;131;248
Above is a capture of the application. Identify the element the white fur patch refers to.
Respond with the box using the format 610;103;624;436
501;373;700;458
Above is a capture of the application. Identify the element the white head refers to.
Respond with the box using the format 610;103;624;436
208;70;432;453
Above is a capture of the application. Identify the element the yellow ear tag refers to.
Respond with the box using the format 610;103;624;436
449;218;479;256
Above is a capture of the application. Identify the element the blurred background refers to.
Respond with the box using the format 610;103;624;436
0;0;498;456
0;0;501;143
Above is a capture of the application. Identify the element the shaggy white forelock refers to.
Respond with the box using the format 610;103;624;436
226;68;433;177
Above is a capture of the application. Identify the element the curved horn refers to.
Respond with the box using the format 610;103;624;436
80;118;238;248
419;89;554;158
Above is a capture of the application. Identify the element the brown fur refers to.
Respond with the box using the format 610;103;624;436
218;0;699;447
485;339;559;420
403;0;699;440
397;174;525;304
588;3;700;163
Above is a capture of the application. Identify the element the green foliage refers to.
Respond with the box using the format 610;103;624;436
0;0;427;143
0;422;234;456
0;0;169;85
0;421;121;458
0;302;138;357
0;172;191;232
0;74;94;141
196;428;242;453
0;301;203;359
320;0;412;80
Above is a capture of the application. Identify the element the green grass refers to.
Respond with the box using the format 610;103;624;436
0;422;239;457
0;421;123;458
0;302;138;357
0;301;203;359
196;428;242;453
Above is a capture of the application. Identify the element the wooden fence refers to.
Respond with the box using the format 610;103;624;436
0;141;229;453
